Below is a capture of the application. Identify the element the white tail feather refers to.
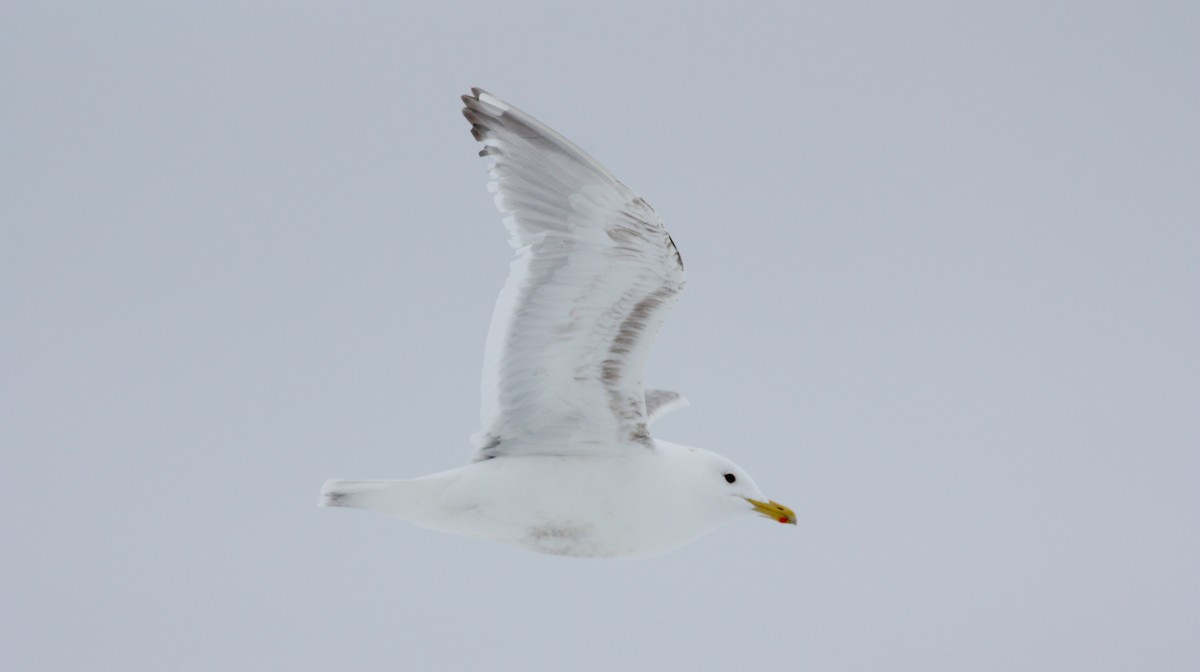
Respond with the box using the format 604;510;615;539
319;480;397;509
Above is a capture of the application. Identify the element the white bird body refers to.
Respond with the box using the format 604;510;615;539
320;89;794;558
328;441;777;556
326;441;771;558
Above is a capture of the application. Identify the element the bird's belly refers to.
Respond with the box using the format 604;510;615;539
433;456;688;558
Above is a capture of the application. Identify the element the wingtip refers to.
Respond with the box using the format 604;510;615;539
464;87;510;114
461;103;487;142
462;87;492;108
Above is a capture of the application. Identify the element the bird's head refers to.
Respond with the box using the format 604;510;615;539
670;444;797;526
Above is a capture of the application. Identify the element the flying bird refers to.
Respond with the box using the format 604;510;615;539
320;88;795;557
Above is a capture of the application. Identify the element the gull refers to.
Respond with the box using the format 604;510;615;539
320;88;795;558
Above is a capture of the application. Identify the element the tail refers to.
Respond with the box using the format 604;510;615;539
319;479;401;509
318;475;454;523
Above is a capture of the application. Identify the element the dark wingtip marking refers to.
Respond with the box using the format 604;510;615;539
462;98;494;143
666;233;684;269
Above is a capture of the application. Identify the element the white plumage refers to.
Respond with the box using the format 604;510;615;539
320;89;794;558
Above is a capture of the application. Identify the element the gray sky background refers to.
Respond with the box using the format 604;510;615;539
3;2;1197;670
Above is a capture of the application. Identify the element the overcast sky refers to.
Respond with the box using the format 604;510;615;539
3;2;1198;670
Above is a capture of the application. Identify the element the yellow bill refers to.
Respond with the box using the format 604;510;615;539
746;498;797;525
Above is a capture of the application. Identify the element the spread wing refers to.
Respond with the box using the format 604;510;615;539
462;88;686;459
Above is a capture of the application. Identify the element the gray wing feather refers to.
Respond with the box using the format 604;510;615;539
645;389;689;425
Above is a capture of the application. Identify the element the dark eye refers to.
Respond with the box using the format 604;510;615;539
723;473;736;484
